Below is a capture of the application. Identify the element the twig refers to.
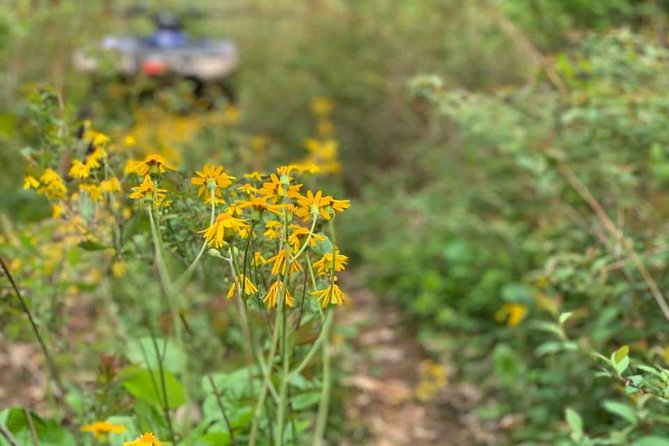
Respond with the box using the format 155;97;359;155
486;0;568;96
557;163;669;320
206;375;237;446
488;0;669;321
23;409;40;446
0;256;65;395
149;331;177;445
0;423;20;446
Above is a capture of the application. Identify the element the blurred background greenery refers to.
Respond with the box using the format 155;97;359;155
5;0;669;444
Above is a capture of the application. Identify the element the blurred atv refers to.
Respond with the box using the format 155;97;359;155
74;9;240;109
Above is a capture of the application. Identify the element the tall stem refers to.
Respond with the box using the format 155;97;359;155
314;218;338;444
0;257;64;396
275;289;290;446
207;375;237;446
313;319;332;445
248;313;282;446
146;204;191;438
175;194;216;289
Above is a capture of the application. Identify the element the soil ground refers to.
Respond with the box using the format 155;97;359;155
0;274;498;445
339;274;498;446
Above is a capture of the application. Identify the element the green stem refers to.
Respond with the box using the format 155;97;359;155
248;311;282;446
290;216;318;262
0;423;19;446
313;218;338;444
275;193;295;445
225;248;257;377
275;287;291;446
290;311;333;378
175;194;216;289
313;318;333;445
149;332;177;444
241;221;257;296
207;375;237;446
146;204;192;438
0;257;64;396
23;409;39;446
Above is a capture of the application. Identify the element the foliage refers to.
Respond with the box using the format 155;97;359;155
0;79;351;445
5;1;669;445
350;29;669;443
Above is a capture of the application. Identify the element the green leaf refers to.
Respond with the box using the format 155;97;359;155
528;320;564;339
636;365;663;378
535;341;578;357
199;431;232;446
0;408;75;446
634;436;669;446
492;344;524;387
613;345;629;364
559;312;573;325
126;337;185;374
292;390;321;411
120;366;185;409
77;239;109;251
616;356;630;375
565;408;583;441
602;400;637;425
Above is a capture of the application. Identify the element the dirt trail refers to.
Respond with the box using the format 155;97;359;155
339;275;496;446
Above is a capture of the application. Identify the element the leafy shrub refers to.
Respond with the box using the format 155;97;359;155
349;30;669;442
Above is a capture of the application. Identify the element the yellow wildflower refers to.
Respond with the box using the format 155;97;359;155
124;159;143;175
237;183;258;195
254;252;267;266
124;135;137;146
311;280;346;307
415;359;448;402
226;274;258;299
40;168;61;184
258;173;302;203
91;131;110;148
495;303;527;327
123;432;162;446
81;420;126;439
80;183;104;202
100;178;121;193
250;136;268;152
244;171;264;181
191;164;235;203
199;209;247;248
268;249;303;275
311;97;334;116
236;195;283;216
85;146;107;169
133;154;174;176
312;250;348;275
323;196;350;214
23;176;40;190
276;165;299;176
39;168;67;199
222;105;241;125
295;190;329;220
111;261;127;278
293;163;321;175
129;175;167;203
263;220;283;240
288;224;326;250
52;203;64;219
317;119;335;137
69;160;91;179
263;280;295;309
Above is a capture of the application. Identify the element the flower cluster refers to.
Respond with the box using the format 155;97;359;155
20;107;350;444
192;163;350;309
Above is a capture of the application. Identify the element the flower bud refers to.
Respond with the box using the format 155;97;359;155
207;248;225;259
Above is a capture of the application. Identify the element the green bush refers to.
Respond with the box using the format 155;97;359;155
348;30;669;442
